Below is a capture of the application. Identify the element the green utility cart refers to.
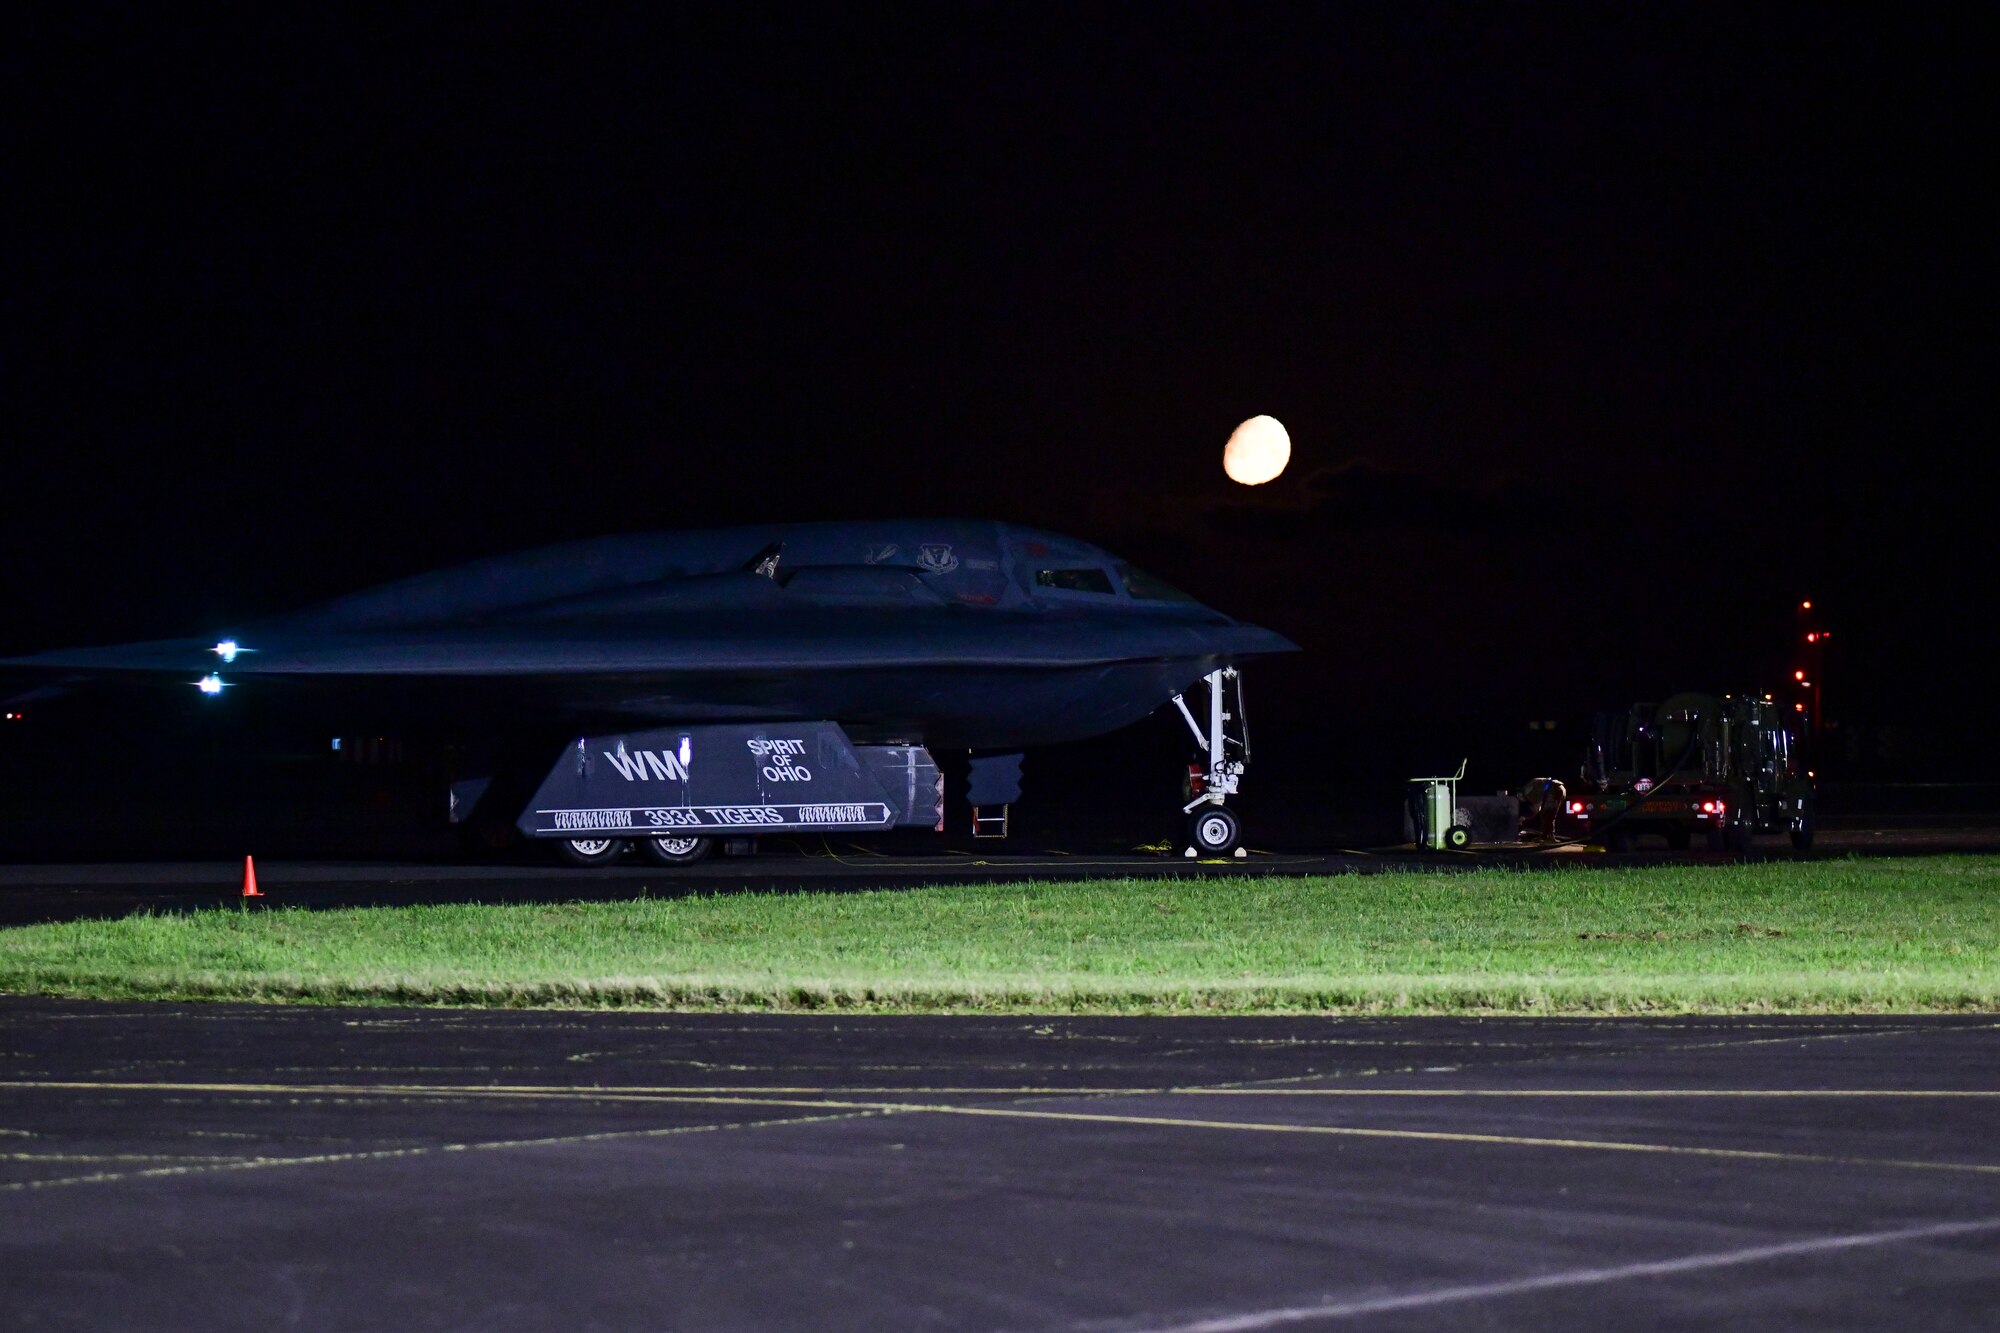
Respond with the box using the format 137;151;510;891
1412;760;1472;851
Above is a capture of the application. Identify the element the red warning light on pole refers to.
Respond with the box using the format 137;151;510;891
1794;670;1806;681
1802;600;1812;610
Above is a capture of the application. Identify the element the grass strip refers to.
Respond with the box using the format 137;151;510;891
3;857;1998;1013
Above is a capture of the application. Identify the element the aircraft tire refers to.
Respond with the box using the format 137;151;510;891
557;837;626;867
640;834;713;866
1186;807;1241;856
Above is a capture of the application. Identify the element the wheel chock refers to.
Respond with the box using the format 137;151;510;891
1184;847;1198;858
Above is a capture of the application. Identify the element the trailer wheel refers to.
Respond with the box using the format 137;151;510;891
1187;807;1241;856
1790;810;1816;854
1443;824;1473;851
557;837;625;866
1792;800;1824;852
640;834;712;866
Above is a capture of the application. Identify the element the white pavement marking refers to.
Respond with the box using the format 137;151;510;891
1125;1216;2000;1331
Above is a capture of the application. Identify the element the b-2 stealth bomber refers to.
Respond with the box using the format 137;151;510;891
4;520;1296;863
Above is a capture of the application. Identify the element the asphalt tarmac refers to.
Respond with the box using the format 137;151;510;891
0;849;1379;927
3;826;1997;928
2;1000;1998;1330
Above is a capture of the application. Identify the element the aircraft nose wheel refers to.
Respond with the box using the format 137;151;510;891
1187;807;1242;856
640;834;713;865
557;837;626;866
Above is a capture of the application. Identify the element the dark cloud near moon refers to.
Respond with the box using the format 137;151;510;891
1202;459;1592;544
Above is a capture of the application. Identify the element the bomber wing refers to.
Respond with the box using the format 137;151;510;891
2;613;1293;677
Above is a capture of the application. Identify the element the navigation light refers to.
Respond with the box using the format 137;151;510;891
197;674;226;695
214;640;240;663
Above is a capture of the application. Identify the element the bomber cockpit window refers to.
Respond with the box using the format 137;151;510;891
1034;568;1116;595
1116;564;1199;602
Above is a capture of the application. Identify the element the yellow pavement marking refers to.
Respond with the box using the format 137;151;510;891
805;851;1323;870
845;1101;2000;1178
0;1106;885;1194
1128;1020;2000;1097
3;1153;250;1163
1210;1088;2000;1098
5;1080;2000;1099
1648;1020;2000;1056
0;1079;1125;1098
5;1081;1999;1180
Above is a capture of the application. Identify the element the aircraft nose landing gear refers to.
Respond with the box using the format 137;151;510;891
1172;667;1250;857
1187;806;1242;855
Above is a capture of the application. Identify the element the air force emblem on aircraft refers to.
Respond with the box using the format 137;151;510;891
917;543;958;575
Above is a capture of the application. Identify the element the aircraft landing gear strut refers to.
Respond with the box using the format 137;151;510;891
1172;667;1249;856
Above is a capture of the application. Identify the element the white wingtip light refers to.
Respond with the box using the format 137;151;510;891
196;674;226;695
213;640;240;663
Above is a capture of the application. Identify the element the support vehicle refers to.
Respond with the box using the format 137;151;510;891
1562;692;1815;853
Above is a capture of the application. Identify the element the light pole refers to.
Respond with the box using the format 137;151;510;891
1794;599;1829;737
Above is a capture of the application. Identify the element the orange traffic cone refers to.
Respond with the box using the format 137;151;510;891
241;855;263;898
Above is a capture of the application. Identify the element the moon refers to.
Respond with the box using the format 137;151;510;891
1223;415;1291;485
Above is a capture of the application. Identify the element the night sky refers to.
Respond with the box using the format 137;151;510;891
7;6;1988;778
